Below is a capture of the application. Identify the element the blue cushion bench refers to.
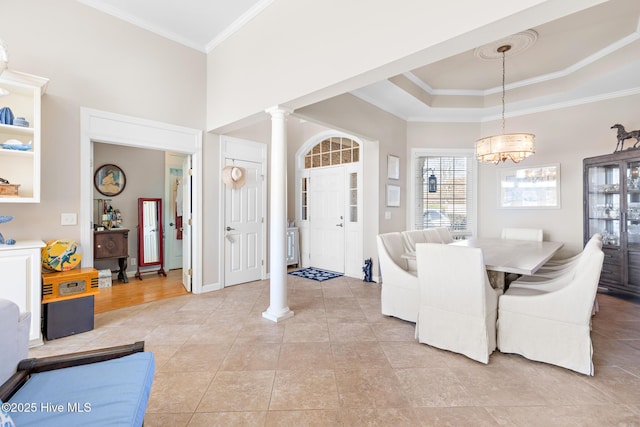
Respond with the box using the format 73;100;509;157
0;299;155;427
9;351;154;426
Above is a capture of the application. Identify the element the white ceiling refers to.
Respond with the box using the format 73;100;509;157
77;0;272;52
79;0;640;124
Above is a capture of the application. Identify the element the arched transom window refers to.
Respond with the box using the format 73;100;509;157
304;137;360;168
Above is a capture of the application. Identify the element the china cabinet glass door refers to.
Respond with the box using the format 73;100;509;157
585;150;640;297
626;161;640;287
626;161;640;247
587;163;620;246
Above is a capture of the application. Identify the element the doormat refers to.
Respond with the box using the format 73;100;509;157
288;267;343;282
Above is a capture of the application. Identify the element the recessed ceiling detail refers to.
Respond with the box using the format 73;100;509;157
473;30;538;60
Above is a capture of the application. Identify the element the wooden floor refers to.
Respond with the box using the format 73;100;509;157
94;269;189;314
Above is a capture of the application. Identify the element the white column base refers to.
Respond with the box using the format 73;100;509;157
262;307;294;322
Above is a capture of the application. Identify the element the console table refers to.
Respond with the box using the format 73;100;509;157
94;229;129;283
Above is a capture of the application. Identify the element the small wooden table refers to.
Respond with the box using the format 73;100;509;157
94;229;129;283
451;238;564;290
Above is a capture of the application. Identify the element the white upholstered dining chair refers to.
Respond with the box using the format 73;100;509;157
377;233;419;323
423;229;444;243
513;234;603;282
497;244;605;375
415;243;500;364
401;230;428;253
501;227;543;241
434;227;454;244
543;233;602;268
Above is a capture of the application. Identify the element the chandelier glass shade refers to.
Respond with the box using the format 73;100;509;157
475;133;535;163
475;44;535;164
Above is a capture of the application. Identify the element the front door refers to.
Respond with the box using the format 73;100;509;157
224;159;263;286
309;166;345;273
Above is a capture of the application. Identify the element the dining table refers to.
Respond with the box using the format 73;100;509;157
450;237;564;290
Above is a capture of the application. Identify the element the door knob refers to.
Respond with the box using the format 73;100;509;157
336;223;344;227
226;226;235;231
169;222;175;226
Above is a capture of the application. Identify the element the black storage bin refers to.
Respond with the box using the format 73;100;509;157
43;295;94;340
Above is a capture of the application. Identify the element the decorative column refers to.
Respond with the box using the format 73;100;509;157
262;106;294;322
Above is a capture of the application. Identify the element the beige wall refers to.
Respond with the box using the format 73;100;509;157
0;1;209;279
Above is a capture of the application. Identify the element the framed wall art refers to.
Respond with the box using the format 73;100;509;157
386;184;400;207
387;155;400;180
94;164;127;197
499;163;560;209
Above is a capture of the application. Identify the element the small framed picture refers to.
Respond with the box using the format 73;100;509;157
386;184;400;207
387;155;400;180
94;164;126;197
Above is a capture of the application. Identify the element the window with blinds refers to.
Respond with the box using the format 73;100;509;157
414;153;475;238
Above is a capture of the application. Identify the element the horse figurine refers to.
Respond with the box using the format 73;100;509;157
611;124;640;152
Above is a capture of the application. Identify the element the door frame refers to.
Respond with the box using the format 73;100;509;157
295;130;365;278
79;108;205;293
219;135;267;286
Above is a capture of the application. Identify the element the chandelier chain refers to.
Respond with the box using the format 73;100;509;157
501;49;506;135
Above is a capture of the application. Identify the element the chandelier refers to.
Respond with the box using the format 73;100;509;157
475;44;535;164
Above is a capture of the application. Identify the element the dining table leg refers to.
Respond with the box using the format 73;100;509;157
486;270;505;291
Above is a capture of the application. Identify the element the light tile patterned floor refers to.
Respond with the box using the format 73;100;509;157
29;275;640;426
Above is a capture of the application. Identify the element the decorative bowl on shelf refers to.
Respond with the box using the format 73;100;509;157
1;139;32;151
13;117;29;127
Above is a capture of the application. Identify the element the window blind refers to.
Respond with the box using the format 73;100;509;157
414;153;475;238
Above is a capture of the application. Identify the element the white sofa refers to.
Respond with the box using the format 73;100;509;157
0;299;30;387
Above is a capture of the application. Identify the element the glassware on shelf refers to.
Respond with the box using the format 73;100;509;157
628;224;640;244
601;230;619;246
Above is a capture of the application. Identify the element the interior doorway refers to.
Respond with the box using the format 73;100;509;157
80;108;204;293
220;136;267;287
296;131;365;278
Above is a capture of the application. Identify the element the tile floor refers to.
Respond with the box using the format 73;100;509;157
29;275;640;426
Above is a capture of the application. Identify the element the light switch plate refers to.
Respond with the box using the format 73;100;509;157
61;213;77;226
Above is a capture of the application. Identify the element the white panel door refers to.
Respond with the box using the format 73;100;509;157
224;159;263;286
181;156;192;291
164;153;186;271
309;166;345;273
